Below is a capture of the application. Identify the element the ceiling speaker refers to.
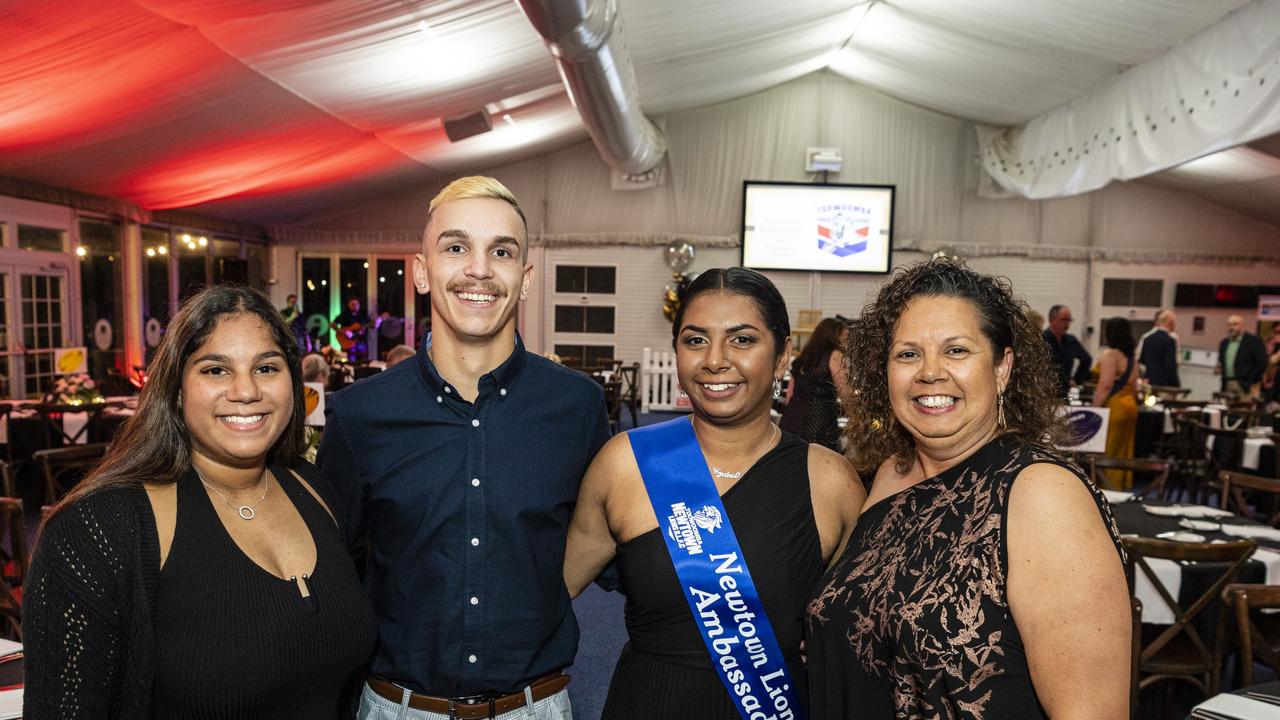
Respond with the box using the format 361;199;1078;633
443;109;493;143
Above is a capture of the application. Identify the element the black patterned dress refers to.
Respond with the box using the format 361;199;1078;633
805;435;1123;719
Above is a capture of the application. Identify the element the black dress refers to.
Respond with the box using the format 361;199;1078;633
151;466;377;719
780;357;841;451
602;432;823;719
805;436;1123;719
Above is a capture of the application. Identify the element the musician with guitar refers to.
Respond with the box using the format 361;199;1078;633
333;296;371;362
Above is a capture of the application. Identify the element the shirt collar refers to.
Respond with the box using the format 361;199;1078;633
415;331;528;399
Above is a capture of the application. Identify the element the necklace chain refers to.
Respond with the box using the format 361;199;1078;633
709;423;778;480
198;470;269;521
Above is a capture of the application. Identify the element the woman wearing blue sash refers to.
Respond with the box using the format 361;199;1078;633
806;259;1130;718
565;268;864;719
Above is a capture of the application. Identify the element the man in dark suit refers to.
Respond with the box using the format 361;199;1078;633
1137;309;1180;388
1043;304;1091;398
1216;314;1267;398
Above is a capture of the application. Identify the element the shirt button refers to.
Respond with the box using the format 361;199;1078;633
499;388;507;396
444;386;452;394
471;478;480;487
470;596;479;605
468;654;477;664
471;419;480;427
471;537;480;547
436;396;443;403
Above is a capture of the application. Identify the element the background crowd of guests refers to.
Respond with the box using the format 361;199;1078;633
21;175;1139;719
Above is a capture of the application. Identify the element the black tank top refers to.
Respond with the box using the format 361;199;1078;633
151;466;376;719
601;432;823;719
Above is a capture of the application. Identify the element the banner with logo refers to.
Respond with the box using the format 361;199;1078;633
1259;295;1280;322
1058;406;1111;453
628;417;803;720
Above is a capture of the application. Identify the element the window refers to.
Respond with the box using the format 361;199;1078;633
1101;278;1162;307
376;258;407;356
245;241;267;289
176;232;209;300
18;224;65;252
554;344;615;368
554;305;615;334
555;265;616;294
300;257;331;350
79;218;123;381
141;226;172;360
213;238;245;285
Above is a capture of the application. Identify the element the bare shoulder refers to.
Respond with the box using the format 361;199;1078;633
807;444;863;500
1009;462;1101;518
581;432;642;496
1008;462;1119;560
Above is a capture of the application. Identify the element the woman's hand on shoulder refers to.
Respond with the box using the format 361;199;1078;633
564;433;637;599
807;444;865;568
1007;462;1130;719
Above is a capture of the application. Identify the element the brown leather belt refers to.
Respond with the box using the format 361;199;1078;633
367;673;570;719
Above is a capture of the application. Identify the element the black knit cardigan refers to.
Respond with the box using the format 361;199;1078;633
23;484;161;720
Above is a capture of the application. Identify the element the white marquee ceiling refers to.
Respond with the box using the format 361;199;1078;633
0;0;1273;227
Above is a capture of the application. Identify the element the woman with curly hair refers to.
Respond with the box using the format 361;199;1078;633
806;259;1129;719
780;317;848;450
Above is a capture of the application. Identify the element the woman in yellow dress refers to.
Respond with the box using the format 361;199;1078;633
1093;318;1139;489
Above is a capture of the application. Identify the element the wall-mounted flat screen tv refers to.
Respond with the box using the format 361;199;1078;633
740;180;895;274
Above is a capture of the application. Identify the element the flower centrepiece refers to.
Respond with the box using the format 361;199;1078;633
46;373;104;406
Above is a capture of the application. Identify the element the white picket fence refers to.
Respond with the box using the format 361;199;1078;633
640;347;691;413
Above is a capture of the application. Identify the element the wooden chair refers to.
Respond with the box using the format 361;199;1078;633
0;578;19;641
0;498;26;591
1219;470;1280;527
0;460;13;498
1201;424;1251;502
33;442;109;505
1087;455;1172;499
1167;417;1211;501
1216;584;1280;690
617;362;640;429
1150;386;1191;401
1122;536;1256;699
1131;595;1143;720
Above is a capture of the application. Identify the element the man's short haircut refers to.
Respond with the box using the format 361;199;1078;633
1047;305;1065;321
385;344;415;366
426;176;529;260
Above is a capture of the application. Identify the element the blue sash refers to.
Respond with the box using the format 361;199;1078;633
628;417;805;720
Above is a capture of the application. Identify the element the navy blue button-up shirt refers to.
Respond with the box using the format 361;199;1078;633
317;336;610;696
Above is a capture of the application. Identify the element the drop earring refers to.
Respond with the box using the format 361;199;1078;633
772;378;782;400
997;392;1007;429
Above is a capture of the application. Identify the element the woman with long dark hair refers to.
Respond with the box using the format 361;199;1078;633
564;268;863;718
1093;317;1140;489
779;317;847;451
24;285;376;720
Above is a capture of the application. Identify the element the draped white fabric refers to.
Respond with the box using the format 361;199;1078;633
288;71;1280;262
0;0;1266;225
977;0;1280;199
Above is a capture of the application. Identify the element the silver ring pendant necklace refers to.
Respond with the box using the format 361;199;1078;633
199;470;269;520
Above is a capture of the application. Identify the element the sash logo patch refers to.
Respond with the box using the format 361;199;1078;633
667;502;722;555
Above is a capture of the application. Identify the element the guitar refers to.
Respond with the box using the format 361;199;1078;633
334;315;383;350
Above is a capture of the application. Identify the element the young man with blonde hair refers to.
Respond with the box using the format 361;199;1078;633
319;176;610;719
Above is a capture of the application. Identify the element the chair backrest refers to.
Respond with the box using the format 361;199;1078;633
33;442;109;504
1087;454;1172;497
0;498;27;589
0;460;12;498
1202;424;1250;475
1122;536;1257;673
1130;594;1143;720
1219;470;1280;526
1218;583;1280;688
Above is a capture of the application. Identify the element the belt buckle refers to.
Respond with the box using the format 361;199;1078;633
448;693;499;719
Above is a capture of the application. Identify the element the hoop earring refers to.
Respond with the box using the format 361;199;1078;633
997;392;1007;429
772;378;782;400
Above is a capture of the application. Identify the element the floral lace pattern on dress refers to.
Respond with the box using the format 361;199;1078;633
806;437;1123;720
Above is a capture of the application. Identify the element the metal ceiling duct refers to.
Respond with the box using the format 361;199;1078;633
517;0;666;179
